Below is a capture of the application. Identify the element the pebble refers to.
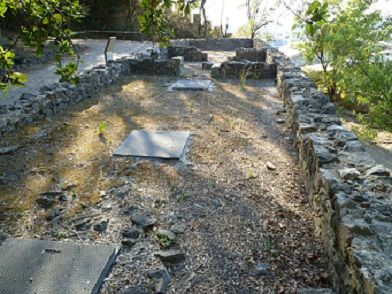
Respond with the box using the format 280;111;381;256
169;223;186;234
93;219;109;232
130;209;157;229
0;146;19;155
266;162;277;171
155;250;185;263
148;268;171;294
121;238;137;248
122;228;142;239
254;263;271;276
122;286;149;294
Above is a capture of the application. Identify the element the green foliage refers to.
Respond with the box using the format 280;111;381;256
295;0;392;131
0;0;87;91
97;121;108;135
138;0;199;47
351;124;377;143
156;233;175;248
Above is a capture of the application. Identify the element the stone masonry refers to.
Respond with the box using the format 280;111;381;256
166;46;208;62
0;57;180;136
170;38;253;51
259;40;392;293
211;61;277;79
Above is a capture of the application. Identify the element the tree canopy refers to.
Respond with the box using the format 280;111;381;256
0;0;86;91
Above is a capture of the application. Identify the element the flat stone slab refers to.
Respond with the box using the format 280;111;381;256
113;130;190;159
170;79;212;91
0;238;118;294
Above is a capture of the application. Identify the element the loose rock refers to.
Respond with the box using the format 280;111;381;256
148;268;171;294
266;162;277;171
339;168;361;180
122;227;142;239
155;250;185;263
130;209;157;229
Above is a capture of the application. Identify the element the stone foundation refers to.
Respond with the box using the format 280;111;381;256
233;47;267;62
266;43;392;293
166;46;208;62
0;58;180;136
211;61;277;79
170;38;253;51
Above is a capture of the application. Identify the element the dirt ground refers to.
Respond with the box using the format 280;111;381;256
0;55;330;293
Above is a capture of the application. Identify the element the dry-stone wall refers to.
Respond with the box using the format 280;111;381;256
0;57;180;136
170;38;253;51
261;41;392;293
233;47;267;62
166;46;208;62
211;61;277;79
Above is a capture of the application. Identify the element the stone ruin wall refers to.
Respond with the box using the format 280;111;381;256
1;38;391;293
170;38;253;51
0;58;180;136
253;40;392;293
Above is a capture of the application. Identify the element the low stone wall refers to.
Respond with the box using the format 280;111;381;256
267;45;392;293
0;58;180;136
211;61;277;79
167;46;208;62
233;47;267;62
170;38;253;51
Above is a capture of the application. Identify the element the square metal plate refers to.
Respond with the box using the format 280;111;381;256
113;130;190;159
0;238;118;294
170;79;212;91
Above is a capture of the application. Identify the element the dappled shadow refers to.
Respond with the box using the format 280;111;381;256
0;64;330;292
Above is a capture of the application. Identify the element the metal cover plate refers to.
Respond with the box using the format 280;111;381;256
0;239;118;294
113;130;190;159
170;79;212;91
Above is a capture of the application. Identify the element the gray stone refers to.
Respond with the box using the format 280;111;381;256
130;210;157;229
122;227;142;239
202;62;214;70
266;162;277;171
0;146;19;155
122;286;149;294
339;168;361;180
254;263;270;276
171;56;184;64
113;130;190;160
93;219;109;232
171;79;212;91
366;165;390;177
148;268;171;294
169;223;186;234
155;250;185;263
121;238;137;248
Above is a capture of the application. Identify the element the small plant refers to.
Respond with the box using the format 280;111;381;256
52;231;68;240
157;234;174;248
98;121;108;136
177;193;187;205
266;236;279;258
239;69;248;91
246;169;257;179
352;125;377;143
71;191;78;200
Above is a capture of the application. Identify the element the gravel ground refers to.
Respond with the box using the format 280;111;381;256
0;57;330;293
